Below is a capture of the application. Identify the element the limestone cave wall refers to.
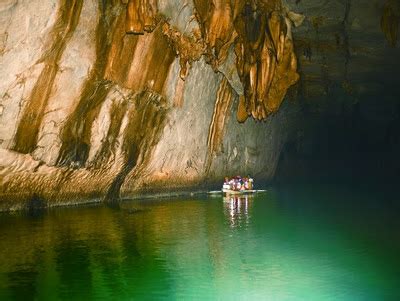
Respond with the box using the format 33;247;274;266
0;0;301;210
1;0;399;210
276;0;400;183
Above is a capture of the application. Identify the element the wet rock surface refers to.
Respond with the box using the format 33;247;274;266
1;0;399;210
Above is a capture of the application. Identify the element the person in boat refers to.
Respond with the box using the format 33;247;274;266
243;177;249;190
248;177;253;190
223;175;254;191
229;178;235;190
223;177;231;191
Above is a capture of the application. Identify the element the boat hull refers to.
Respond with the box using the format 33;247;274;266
222;189;257;195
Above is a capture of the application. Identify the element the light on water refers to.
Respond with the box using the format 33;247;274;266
0;185;399;300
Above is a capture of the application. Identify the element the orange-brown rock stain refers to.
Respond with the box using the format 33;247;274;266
206;77;233;171
106;20;175;94
57;1;121;167
89;99;129;169
106;90;169;200
237;95;248;123
57;2;175;167
12;0;84;154
125;0;158;34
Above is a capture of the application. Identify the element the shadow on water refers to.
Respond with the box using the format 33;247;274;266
27;193;46;218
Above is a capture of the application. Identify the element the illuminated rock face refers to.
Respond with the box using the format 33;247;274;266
0;0;300;209
1;0;398;209
191;0;300;121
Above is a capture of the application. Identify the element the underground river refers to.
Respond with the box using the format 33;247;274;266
0;183;399;300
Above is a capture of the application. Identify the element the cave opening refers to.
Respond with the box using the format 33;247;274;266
275;88;400;185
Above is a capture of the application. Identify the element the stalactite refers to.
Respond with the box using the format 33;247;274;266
264;17;298;113
234;4;299;121
12;0;84;154
206;77;233;171
193;0;236;68
162;23;205;80
190;0;300;121
237;95;248;123
162;22;206;107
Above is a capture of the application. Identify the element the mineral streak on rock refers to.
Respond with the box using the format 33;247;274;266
89;99;129;169
57;1;121;168
173;77;186;107
0;89;169;208
125;0;158;34
106;90;169;200
206;77;233;171
106;20;175;93
58;1;175;168
12;0;84;154
381;0;400;47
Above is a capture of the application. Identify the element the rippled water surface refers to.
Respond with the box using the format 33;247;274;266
0;184;399;300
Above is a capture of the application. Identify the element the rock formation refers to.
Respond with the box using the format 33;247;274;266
1;0;399;210
0;0;300;210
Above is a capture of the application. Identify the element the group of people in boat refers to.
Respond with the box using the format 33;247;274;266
223;176;254;191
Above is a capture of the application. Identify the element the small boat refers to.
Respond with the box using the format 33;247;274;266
208;176;266;196
208;189;266;195
222;188;258;195
223;188;267;195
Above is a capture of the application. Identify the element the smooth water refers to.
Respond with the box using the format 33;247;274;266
0;184;399;300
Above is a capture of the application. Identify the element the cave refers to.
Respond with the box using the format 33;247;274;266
1;0;398;206
0;0;400;299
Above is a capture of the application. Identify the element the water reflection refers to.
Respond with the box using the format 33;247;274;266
223;195;253;228
0;189;399;300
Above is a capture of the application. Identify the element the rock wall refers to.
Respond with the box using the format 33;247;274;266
275;0;400;183
2;0;398;210
0;0;300;210
286;0;400;106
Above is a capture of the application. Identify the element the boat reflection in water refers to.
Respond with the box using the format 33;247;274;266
223;194;253;228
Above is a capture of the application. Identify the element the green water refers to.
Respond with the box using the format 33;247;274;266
0;185;399;300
